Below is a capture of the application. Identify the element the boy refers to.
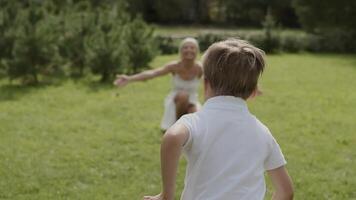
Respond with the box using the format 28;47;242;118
144;39;294;200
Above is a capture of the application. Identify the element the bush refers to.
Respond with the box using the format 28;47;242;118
261;8;280;53
124;17;158;74
280;33;307;52
155;29;356;54
57;10;94;77
155;36;179;55
0;3;17;79
85;7;128;82
197;33;225;51
6;5;58;84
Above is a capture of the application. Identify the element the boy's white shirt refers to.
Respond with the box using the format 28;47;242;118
176;96;287;200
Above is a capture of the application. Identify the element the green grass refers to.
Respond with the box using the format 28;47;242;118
0;54;356;199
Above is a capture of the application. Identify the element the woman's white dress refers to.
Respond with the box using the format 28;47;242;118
160;74;201;130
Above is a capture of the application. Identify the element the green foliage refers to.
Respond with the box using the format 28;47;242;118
57;10;94;76
154;36;179;55
124;18;158;73
6;5;58;84
261;8;280;53
85;7;128;82
0;0;158;84
293;0;356;33
155;26;356;54
197;33;225;51
0;2;18;77
279;34;306;53
293;0;356;53
154;0;205;23
125;0;299;27
305;31;356;53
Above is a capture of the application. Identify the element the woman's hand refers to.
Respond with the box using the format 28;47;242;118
143;193;167;200
113;74;130;87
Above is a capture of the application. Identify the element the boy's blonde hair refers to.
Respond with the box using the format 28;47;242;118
203;39;265;99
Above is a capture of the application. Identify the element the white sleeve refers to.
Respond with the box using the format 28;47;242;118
264;135;287;170
175;114;194;150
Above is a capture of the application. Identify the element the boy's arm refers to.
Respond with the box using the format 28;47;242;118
267;166;294;200
143;123;189;200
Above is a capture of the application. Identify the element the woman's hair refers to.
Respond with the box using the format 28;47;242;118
179;37;200;54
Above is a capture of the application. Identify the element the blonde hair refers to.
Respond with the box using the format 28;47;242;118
179;37;200;55
203;38;265;99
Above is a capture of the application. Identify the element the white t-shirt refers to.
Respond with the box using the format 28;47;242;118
176;96;287;200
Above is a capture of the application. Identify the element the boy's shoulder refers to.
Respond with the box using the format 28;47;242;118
177;111;205;132
250;115;274;138
178;112;200;126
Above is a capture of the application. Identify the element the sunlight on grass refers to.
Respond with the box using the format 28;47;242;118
0;54;355;199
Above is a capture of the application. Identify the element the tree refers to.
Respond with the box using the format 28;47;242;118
293;0;356;33
0;1;18;78
6;3;58;84
85;6;128;82
124;17;158;73
293;0;356;52
262;7;280;53
58;9;94;76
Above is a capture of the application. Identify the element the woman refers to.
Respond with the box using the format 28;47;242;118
114;38;202;131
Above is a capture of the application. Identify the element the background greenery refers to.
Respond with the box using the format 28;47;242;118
1;54;355;199
0;0;355;199
1;0;356;85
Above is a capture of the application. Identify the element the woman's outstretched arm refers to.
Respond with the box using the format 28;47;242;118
114;62;176;87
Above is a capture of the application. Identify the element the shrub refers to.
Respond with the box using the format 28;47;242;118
6;5;58;84
280;33;307;53
85;7;128;82
124;17;158;74
155;30;356;54
261;8;280;53
57;10;94;77
197;33;225;51
155;35;179;55
0;3;17;79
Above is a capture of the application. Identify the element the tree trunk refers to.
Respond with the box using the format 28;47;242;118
32;72;38;85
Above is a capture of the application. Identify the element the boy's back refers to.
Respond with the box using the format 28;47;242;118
178;96;286;200
143;39;293;200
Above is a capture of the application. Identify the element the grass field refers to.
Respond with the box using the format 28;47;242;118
0;54;355;199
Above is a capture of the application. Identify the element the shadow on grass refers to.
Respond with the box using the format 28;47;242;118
0;80;63;102
86;81;114;92
0;73;121;102
77;77;116;93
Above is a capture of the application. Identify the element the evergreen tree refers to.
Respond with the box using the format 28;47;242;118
85;6;128;82
6;3;58;84
58;9;94;76
0;1;18;78
124;17;158;74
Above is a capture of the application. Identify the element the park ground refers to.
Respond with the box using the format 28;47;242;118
0;53;355;199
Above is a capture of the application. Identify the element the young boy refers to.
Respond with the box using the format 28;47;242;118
144;39;294;200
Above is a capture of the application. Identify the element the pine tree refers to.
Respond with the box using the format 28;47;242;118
58;9;94;77
85;5;128;82
0;1;18;78
6;3;58;84
124;17;158;74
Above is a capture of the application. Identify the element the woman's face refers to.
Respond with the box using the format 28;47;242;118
181;42;198;60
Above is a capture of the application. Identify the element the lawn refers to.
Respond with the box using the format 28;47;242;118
0;54;355;199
